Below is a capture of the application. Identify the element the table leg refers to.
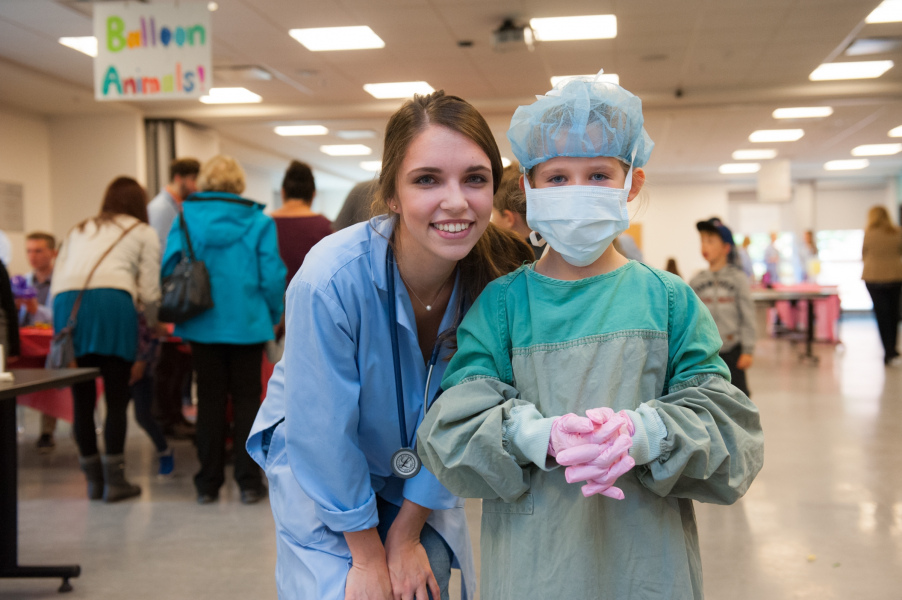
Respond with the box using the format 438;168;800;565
801;300;819;363
0;396;80;592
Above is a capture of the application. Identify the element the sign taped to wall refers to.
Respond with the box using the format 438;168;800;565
93;1;212;101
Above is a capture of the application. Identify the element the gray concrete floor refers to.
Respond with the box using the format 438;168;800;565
2;315;901;599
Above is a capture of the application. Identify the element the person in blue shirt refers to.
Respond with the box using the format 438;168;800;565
162;155;286;506
247;91;533;600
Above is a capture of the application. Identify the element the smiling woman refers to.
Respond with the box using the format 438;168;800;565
247;90;532;600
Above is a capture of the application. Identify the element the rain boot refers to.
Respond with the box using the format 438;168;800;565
79;454;104;500
101;454;141;503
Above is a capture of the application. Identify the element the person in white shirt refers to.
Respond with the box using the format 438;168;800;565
52;176;161;503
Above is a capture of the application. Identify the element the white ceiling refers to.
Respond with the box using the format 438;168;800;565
1;0;901;186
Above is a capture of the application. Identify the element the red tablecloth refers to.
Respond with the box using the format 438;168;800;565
14;328;103;423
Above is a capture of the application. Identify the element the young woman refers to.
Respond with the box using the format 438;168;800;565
52;176;161;502
862;205;902;365
248;91;533;600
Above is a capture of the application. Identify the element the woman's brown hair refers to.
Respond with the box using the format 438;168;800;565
78;176;148;231
373;90;533;305
867;205;899;233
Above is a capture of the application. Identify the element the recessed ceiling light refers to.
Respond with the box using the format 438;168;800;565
363;81;434;99
320;144;372;156
772;107;833;119
274;125;328;136
550;74;619;87
732;149;778;160
889;125;902;137
336;130;377;140
207;2;219;11
360;161;382;172
845;38;901;57
824;159;869;171
199;88;262;104
289;26;385;51
866;0;902;23
719;163;761;174
809;60;894;81
529;15;617;41
58;36;98;57
851;143;902;156
501;157;512;168
749;129;804;143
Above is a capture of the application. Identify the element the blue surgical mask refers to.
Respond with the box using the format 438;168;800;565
524;168;633;267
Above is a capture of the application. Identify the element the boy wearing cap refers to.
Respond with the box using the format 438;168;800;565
690;218;756;396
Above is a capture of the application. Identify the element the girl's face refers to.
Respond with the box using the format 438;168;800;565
525;156;645;200
391;124;494;263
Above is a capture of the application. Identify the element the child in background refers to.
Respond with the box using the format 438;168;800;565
418;72;764;599
131;313;174;476
690;218;756;397
490;167;543;259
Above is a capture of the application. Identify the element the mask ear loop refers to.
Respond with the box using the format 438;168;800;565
522;175;547;249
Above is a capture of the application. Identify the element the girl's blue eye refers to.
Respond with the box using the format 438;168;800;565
590;173;610;181
549;175;566;184
415;175;437;185
466;174;488;184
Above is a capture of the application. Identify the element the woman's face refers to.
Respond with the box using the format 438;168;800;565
392;124;494;263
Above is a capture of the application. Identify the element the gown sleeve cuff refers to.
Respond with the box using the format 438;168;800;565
502;405;556;470
314;492;379;533
625;405;668;466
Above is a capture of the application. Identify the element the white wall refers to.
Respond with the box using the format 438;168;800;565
814;184;891;232
0;105;53;276
633;182;729;279
48;112;145;236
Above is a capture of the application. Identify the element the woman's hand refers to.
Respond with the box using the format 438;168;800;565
345;560;393;600
129;360;147;386
344;528;392;600
384;500;440;600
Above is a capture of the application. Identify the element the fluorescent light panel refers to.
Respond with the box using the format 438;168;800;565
772;106;833;119
889;125;902;137
809;60;894;81
363;81;434;99
274;125;328;136
732;149;778;160
336;130;377;140
289;26;384;51
199;88;262;104
501;157;512;168
824;159;869;171
58;36;98;57
749;129;804;143
719;163;761;174
529;15;617;41
845;38;901;57
551;74;619;87
321;144;371;156
866;0;902;23
360;161;382;172
851;143;902;156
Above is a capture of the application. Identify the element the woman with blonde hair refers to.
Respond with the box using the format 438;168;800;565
162;155;286;504
862;205;902;365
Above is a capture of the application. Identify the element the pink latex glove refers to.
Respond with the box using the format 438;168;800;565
556;409;636;499
547;413;595;458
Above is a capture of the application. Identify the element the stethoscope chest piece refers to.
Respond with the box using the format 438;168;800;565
391;448;421;479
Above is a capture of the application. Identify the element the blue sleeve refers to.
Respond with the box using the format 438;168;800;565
256;217;287;325
161;216;184;278
283;280;378;533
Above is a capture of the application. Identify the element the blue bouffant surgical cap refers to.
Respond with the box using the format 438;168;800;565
507;71;654;170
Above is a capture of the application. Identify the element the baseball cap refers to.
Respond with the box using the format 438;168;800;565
696;218;735;246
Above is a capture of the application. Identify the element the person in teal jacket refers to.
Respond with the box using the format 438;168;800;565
162;154;286;504
417;72;764;599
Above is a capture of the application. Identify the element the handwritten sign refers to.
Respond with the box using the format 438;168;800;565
93;2;212;101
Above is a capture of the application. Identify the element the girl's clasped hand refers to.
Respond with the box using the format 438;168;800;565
548;408;636;499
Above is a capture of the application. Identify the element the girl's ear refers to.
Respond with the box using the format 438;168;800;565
627;168;646;202
518;174;526;192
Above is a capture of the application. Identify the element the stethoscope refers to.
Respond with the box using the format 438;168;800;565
386;245;447;479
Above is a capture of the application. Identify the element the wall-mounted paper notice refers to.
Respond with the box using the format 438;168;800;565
94;1;213;101
0;182;25;232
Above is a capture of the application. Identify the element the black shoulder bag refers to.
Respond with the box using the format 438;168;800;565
159;202;214;323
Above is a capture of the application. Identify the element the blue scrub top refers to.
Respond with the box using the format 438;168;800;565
249;215;464;532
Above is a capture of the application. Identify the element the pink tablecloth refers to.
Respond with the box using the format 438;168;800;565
14;328;102;423
764;286;842;343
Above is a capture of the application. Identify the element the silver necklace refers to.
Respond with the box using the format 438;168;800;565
398;269;451;312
